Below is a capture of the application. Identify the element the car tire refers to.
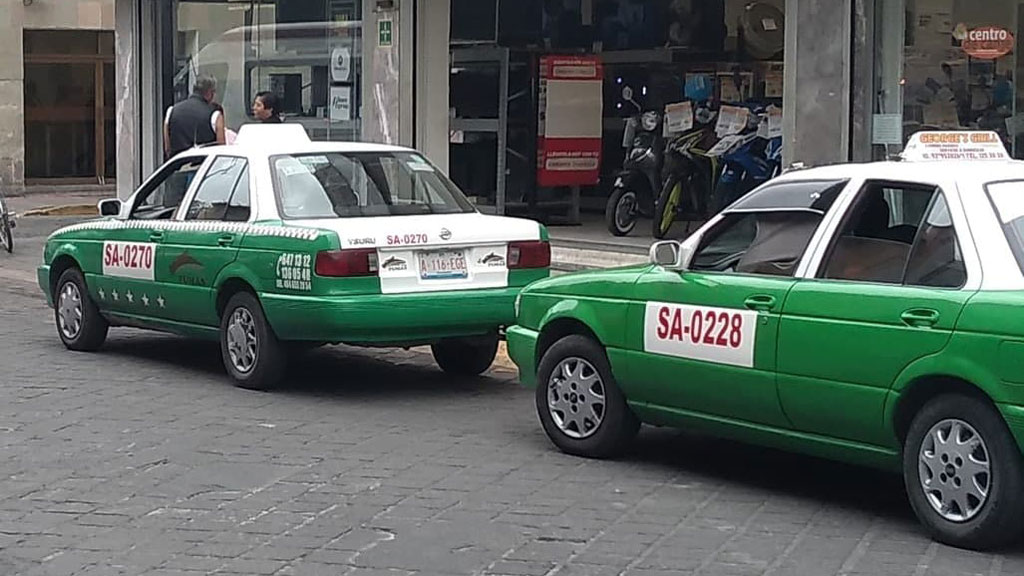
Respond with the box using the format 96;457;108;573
903;393;1024;550
432;334;499;376
220;292;286;391
535;335;640;459
54;267;108;351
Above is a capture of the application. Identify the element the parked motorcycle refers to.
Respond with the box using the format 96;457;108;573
652;105;719;239
711;107;783;213
604;86;665;237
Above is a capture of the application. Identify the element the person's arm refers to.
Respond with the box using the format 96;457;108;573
163;107;173;159
215;112;227;145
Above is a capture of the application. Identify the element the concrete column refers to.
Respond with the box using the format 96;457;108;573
0;2;24;190
115;0;140;199
783;0;853;167
415;0;450;173
362;0;402;145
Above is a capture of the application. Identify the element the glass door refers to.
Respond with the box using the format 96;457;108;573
23;30;116;184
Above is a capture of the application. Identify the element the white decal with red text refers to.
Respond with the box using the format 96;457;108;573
102;241;156;281
643;302;757;368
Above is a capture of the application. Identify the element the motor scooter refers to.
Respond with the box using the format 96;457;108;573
604;86;665;236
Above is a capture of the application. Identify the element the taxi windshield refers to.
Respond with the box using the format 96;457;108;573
271;152;475;219
986;180;1024;272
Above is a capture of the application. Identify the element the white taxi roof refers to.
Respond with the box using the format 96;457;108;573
175;124;416;160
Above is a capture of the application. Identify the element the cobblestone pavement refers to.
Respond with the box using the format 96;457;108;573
1;218;1023;576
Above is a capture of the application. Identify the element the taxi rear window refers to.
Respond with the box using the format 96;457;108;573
986;180;1024;273
271;152;475;219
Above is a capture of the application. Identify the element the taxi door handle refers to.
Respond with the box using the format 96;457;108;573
901;308;940;328
217;234;235;247
744;294;777;312
148;231;164;242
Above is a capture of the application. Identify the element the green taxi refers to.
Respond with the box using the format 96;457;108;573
40;125;549;390
508;133;1024;549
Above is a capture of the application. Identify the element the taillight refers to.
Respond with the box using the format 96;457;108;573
508;241;551;269
315;249;379;277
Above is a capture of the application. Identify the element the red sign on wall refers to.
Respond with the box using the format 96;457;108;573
537;56;603;188
962;26;1015;60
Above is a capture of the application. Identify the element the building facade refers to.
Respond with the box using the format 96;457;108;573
2;0;116;190
111;0;1024;236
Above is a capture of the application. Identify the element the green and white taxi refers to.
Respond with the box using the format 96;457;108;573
40;125;549;390
508;132;1024;549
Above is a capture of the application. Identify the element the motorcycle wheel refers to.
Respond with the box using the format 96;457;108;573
605;187;639;237
653;174;685;240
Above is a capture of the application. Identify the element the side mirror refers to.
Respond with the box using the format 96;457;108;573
98;198;121;217
649;240;693;271
622;86;634;101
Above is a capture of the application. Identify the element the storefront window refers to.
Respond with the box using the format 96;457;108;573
872;0;1022;158
448;0;786;232
173;0;361;144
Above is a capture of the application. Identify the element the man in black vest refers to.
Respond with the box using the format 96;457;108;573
161;75;225;209
163;74;225;159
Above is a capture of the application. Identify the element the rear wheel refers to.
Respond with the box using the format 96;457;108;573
653;174;683;239
903;394;1024;550
432;334;499;376
535;335;639;458
220;292;286;391
605;187;639;236
54;267;108;351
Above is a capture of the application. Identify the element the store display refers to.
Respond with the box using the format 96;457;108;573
604;85;664;236
537;55;604;188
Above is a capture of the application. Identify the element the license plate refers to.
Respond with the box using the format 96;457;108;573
418;250;468;280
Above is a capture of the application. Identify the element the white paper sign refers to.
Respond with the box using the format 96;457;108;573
664;101;694;135
767;106;783;138
331;47;352;82
716;105;749;137
902;131;1009;161
330;86;352;122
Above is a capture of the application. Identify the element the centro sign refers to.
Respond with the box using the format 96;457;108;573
962;26;1015;59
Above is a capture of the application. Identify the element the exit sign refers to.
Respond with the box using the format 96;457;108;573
378;18;393;47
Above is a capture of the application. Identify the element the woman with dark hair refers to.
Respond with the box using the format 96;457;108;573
253;91;283;123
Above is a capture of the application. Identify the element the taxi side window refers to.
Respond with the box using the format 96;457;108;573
130;157;206;220
185;157;251;222
692;210;823;277
821;182;965;288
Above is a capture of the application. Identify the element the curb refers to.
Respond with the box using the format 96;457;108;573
21;204;98;217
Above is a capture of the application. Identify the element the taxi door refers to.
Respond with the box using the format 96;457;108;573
776;179;977;446
625;209;818;428
158;155;252;326
95;156;207;319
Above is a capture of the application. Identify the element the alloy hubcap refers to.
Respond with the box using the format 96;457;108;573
918;418;991;523
57;281;83;340
547;357;606;439
226;307;259;374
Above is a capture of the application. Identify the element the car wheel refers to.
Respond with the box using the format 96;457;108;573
903;393;1024;550
54;267;108;351
220;292;286;391
432;334;499;376
535;335;640;458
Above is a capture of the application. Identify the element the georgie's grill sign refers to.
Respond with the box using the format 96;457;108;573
962;26;1015;60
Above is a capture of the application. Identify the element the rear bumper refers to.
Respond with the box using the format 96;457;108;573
506;325;540;388
261;286;521;344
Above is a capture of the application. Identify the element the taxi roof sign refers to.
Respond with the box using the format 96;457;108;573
234;123;311;147
901;131;1010;162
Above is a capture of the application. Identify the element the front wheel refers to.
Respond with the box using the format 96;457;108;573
903;394;1024;550
432;334;499;376
605;187;639;236
220;292;286;391
653;174;684;239
54;267;108;351
535;335;640;458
